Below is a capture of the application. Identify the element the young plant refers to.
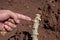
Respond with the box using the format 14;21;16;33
32;14;41;40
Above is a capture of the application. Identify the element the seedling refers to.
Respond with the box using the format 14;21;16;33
32;14;41;40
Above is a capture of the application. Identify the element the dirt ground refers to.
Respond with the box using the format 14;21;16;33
0;0;60;40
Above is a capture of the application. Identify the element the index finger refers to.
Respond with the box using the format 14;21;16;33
16;13;32;21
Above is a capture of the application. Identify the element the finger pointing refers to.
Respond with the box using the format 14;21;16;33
16;13;32;21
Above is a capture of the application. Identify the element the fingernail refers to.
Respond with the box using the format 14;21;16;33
13;25;16;28
4;25;12;31
8;27;12;31
28;18;32;21
5;22;8;24
8;28;13;31
16;20;20;23
26;17;32;21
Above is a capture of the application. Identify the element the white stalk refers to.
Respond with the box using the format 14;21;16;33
32;14;41;40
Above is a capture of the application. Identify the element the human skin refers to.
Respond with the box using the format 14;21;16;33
0;10;32;32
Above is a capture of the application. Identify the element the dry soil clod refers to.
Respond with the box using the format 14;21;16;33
0;31;7;36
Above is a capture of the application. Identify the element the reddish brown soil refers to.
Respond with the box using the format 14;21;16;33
0;0;60;40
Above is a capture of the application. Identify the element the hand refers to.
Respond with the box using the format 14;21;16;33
0;10;32;32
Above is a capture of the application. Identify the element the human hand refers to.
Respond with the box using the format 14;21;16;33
0;10;32;32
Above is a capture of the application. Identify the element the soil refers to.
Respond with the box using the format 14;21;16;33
0;0;60;40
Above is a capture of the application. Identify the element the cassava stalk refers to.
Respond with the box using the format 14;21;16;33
32;14;41;40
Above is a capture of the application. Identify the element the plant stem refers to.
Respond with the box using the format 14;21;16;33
32;14;41;40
